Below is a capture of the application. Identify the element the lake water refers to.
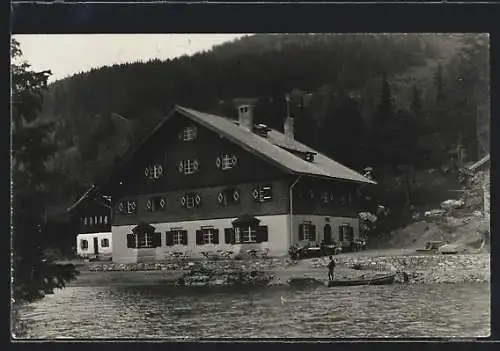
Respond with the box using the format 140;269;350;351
15;282;490;339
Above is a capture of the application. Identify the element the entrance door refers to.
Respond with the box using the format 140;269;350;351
93;237;99;255
323;224;332;244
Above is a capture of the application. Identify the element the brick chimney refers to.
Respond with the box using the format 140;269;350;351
284;94;294;144
233;98;258;131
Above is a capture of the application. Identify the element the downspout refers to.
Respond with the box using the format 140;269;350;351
289;175;302;248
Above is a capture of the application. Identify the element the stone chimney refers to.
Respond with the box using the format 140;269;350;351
284;94;295;144
233;98;258;131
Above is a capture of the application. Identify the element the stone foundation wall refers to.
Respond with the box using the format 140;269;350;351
332;253;490;284
85;253;490;286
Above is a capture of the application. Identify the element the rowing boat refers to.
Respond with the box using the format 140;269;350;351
327;274;396;287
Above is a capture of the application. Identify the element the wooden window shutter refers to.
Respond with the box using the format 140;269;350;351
310;225;317;242
224;228;234;244
182;231;188;245
152;232;162;247
339;226;344;242
298;224;304;241
127;234;136;248
213;229;220;244
256;226;269;243
196;230;204;245
165;231;174;246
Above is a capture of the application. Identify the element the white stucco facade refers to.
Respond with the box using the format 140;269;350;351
290;215;360;244
76;232;113;259
111;214;359;263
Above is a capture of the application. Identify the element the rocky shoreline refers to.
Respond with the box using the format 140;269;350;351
75;252;490;287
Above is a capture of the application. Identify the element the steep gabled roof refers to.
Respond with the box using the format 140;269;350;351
176;106;375;184
76;105;375;207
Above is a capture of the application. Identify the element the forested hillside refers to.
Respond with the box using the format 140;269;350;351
38;33;489;219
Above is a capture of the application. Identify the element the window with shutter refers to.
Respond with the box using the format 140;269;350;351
213;229;219;244
224;228;234;244
298;224;304;241
181;126;198;141
152;232;162;247
256;226;269;243
239;226;257;243
180;159;199;175
310;225;317;242
127;234;136;248
181;231;188;245
220;153;237;170
339;226;344;242
165;231;174;246
196;230;204;245
252;184;273;203
173;230;184;246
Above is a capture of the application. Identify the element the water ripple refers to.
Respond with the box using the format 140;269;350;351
15;283;490;339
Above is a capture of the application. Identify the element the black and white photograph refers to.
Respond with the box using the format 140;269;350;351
11;32;490;339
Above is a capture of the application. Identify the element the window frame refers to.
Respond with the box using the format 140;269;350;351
144;164;164;180
220;153;237;170
180;159;199;175
80;239;88;250
252;184;273;203
239;226;257;243
182;125;198;141
173;231;184;246
202;228;216;245
181;193;201;209
101;238;109;248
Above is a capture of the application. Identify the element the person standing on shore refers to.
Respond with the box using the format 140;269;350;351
328;256;336;281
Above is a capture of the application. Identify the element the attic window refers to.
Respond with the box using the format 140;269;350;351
144;164;163;180
146;196;166;211
251;184;273;203
216;153;238;170
179;159;199;175
180;126;198;141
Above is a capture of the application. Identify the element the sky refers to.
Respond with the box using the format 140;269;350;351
13;34;247;82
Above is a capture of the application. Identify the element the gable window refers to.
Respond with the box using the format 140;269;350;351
80;239;88;250
217;188;240;206
144;164;164;180
118;200;137;215
180;126;198;141
196;227;219;245
101;238;110;248
180;192;201;209
83;217;88;226
178;159;199;175
104;216;108;224
216;153;238;170
251;184;273;203
321;191;330;204
340;195;347;206
299;223;316;242
146;196;166;211
126;232;161;249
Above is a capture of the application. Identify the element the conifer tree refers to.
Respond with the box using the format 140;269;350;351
11;38;78;305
